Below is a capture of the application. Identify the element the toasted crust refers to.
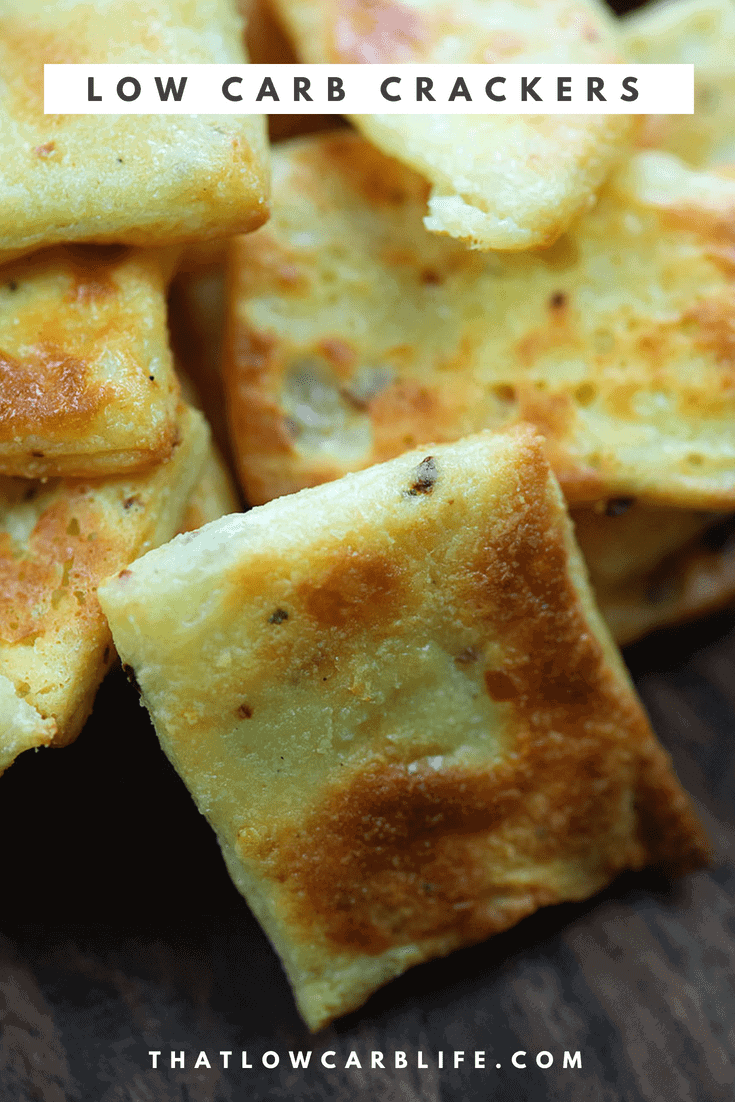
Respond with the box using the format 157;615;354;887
623;0;735;168
224;134;735;511
0;245;181;479
99;428;709;1031
0;0;269;261
271;0;631;250
0;405;209;758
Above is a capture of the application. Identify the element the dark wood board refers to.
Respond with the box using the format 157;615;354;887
2;610;734;1102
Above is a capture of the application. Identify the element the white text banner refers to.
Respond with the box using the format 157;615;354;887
44;64;694;115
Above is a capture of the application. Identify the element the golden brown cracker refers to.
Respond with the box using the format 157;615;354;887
272;0;631;249
225;133;735;511
99;429;709;1030
0;0;269;260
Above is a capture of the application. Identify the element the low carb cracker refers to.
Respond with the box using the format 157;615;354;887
271;0;631;250
224;133;735;511
0;405;209;771
99;428;709;1030
0;0;269;261
0;245;181;479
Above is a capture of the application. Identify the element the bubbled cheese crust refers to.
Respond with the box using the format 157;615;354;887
99;428;709;1031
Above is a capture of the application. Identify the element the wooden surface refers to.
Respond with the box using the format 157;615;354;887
1;611;734;1102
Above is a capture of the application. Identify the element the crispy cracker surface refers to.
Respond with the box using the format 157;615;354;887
224;133;735;510
0;0;269;260
0;405;208;762
0;245;181;478
99;428;709;1031
271;0;630;249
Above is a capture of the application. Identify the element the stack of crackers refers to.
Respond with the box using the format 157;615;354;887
0;0;267;771
3;0;733;1032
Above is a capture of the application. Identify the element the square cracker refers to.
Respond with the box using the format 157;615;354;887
224;133;735;511
99;427;709;1031
0;245;181;479
0;405;208;772
0;0;268;261
271;0;631;250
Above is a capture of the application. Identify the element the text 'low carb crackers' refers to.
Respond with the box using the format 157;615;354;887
99;428;709;1031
